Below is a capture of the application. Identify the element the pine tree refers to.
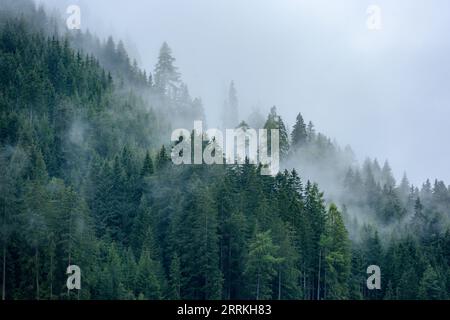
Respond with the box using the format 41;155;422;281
418;265;445;300
176;179;223;299
244;230;281;300
0;146;27;300
222;81;239;129
107;156;126;241
135;248;161;299
271;220;301;299
156;145;170;171
291;112;307;149
306;121;315;142
362;228;384;299
263;106;289;159
154;42;180;96
381;161;396;188
304;181;327;299
322;204;351;299
122;248;137;295
398;173;410;201
168;253;181;299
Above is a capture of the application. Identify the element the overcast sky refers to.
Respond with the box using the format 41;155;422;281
37;0;450;186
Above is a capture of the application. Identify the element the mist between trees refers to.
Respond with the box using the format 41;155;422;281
170;121;280;175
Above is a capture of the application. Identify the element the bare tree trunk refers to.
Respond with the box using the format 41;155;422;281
2;204;6;300
278;268;281;300
219;209;224;271
68;205;72;299
50;254;53;300
204;213;208;299
317;249;321;300
35;247;39;300
2;241;5;300
227;243;231;300
302;263;306;300
177;277;181;299
256;272;260;300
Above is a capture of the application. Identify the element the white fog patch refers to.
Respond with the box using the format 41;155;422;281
69;119;87;147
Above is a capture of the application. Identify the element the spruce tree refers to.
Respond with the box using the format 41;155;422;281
291;112;307;149
244;230;281;300
154;42;180;96
263;106;289;159
322;204;351;299
222;81;239;129
168;253;181;299
135;248;161;299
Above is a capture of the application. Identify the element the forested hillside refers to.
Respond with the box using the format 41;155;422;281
0;0;449;300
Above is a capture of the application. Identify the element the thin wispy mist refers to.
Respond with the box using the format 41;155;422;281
35;0;450;185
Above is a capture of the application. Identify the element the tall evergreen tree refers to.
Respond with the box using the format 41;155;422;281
154;42;180;97
291;112;307;149
244;230;281;300
322;204;351;299
263;106;289;159
222;81;239;129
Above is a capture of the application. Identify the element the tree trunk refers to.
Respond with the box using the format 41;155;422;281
35;247;39;300
317;249;321;300
256;272;260;300
302;263;306;300
278;268;281;300
2;240;5;300
2;204;6;300
68;207;72;299
204;213;208;299
227;242;231;300
50;254;53;300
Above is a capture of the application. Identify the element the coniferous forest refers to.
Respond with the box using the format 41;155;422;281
1;0;449;300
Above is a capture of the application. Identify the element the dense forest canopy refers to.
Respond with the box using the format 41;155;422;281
0;0;449;300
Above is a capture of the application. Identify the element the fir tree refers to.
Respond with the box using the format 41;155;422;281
154;42;180;96
291;112;307;149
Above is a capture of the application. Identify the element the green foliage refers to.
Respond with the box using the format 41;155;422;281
322;204;351;299
244;230;282;300
263;106;290;159
291;112;307;149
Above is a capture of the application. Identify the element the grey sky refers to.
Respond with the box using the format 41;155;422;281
37;0;450;186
